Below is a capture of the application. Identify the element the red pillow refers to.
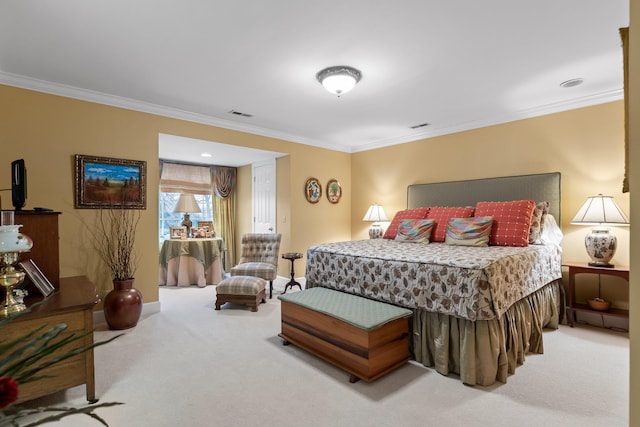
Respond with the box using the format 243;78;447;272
383;207;430;239
426;206;475;242
475;200;536;247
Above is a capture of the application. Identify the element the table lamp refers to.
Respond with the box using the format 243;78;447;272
570;194;629;267
174;193;201;238
363;204;388;239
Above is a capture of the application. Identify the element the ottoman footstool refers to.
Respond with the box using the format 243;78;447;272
215;276;267;312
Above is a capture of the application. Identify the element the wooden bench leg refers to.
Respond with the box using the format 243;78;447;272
349;374;360;383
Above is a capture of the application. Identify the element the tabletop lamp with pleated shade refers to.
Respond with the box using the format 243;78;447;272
362;204;388;239
570;194;629;267
174;193;201;238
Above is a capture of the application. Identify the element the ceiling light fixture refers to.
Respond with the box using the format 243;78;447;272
316;66;362;97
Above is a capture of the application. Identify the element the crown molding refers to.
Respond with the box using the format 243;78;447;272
1;71;622;155
350;89;624;153
0;71;353;153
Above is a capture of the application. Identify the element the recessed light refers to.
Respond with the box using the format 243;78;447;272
560;78;584;88
200;153;212;158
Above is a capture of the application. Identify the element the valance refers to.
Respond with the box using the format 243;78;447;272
160;161;212;194
212;166;236;199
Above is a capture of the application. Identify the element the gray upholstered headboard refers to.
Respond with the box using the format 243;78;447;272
407;172;561;222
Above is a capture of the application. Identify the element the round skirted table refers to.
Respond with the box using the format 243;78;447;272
281;252;304;294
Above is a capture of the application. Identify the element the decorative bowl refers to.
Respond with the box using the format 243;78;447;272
587;298;611;311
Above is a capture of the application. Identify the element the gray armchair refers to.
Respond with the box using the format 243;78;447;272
230;233;281;298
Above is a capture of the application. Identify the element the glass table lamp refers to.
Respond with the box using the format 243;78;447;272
0;224;34;316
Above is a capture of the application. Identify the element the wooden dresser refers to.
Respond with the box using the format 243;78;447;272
14;210;61;288
5;276;99;404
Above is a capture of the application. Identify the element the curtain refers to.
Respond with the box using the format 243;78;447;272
212;166;237;270
621;27;629;193
159;161;212;194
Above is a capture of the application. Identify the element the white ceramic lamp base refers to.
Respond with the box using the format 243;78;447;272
585;228;616;268
368;225;383;239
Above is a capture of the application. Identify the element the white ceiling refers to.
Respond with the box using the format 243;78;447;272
0;1;630;166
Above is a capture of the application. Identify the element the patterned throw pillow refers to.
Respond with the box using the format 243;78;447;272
529;201;550;244
445;216;493;247
395;219;435;243
383;207;430;239
475;200;536;247
426;206;476;242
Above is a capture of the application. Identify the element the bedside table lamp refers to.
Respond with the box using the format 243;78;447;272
174;193;201;238
363;204;388;239
570;194;629;267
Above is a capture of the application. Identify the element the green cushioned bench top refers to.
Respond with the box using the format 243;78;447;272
278;287;412;331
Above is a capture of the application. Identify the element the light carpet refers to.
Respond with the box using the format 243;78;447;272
20;277;629;427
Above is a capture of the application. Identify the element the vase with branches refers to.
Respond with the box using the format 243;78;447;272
92;207;143;330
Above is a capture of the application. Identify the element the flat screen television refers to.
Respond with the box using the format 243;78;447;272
11;159;27;210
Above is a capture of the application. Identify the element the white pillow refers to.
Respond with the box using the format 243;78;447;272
540;214;563;246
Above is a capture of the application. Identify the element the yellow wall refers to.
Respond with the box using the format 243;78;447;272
353;101;630;265
0;85;351;305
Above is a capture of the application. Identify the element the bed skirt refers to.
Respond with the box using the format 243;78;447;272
411;280;562;386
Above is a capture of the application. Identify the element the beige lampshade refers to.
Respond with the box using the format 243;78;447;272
174;194;202;214
362;204;388;222
570;194;629;268
570;194;629;226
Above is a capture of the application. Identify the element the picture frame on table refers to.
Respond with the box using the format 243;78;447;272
19;259;55;297
170;226;186;239
197;221;214;234
74;154;147;209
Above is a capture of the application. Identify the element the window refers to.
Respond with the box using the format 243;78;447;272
159;161;214;242
159;192;213;240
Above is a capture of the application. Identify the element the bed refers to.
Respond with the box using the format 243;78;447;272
305;172;563;386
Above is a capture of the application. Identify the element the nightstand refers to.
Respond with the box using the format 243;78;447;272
563;262;629;327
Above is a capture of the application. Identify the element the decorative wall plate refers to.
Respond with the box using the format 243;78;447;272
326;179;342;204
305;177;322;203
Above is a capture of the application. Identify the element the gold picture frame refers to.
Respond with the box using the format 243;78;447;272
305;177;322;204
326;179;342;204
75;154;147;209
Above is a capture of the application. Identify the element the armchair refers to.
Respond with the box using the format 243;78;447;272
230;233;281;298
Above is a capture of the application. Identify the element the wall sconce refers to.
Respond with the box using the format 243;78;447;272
570;194;629;267
362;204;388;239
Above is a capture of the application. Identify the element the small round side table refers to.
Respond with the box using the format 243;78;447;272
281;252;303;294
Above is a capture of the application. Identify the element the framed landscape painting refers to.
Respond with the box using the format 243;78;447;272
75;154;147;209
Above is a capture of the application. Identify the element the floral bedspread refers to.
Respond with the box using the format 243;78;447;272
304;239;562;321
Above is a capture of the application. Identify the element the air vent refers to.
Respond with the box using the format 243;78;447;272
410;122;430;129
228;110;253;118
560;78;584;88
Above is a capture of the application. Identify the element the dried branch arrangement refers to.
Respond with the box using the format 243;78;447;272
93;207;141;281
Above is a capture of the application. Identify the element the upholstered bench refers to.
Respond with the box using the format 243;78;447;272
278;287;412;383
215;276;266;312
